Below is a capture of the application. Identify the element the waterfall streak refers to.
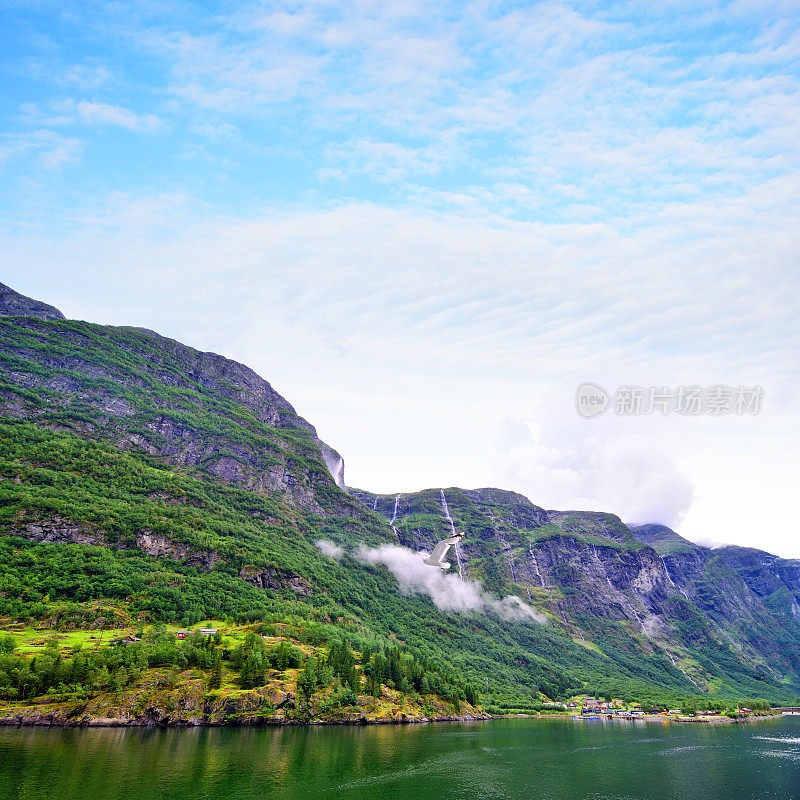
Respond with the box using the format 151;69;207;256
592;546;647;635
440;489;464;582
662;558;690;601
527;543;546;587
389;494;400;540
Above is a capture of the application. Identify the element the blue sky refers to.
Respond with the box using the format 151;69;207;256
2;1;799;554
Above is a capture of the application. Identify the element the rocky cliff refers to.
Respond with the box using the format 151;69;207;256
0;282;65;321
352;487;800;691
0;284;349;516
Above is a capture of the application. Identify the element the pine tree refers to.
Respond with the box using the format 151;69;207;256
327;640;357;692
209;652;222;690
297;657;318;707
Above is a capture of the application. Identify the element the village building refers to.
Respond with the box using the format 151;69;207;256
111;635;141;646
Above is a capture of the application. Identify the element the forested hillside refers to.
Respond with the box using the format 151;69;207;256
1;282;799;721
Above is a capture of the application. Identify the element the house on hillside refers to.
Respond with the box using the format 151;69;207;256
200;628;219;636
175;630;191;640
111;635;141;646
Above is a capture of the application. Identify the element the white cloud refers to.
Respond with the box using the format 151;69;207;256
315;539;344;560
4;194;797;553
74;101;161;132
0;129;81;171
2;0;800;557
19;100;161;133
494;408;695;529
356;543;545;622
58;64;112;89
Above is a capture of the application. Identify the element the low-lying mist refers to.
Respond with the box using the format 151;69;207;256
354;543;547;624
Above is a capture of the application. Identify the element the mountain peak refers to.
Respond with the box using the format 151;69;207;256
0;282;65;322
629;523;706;556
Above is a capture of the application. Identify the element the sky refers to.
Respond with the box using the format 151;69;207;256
1;1;799;556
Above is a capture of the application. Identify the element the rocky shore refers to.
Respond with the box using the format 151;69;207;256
0;677;489;728
0;709;490;728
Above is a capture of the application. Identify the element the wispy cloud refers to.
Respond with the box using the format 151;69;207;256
74;101;161;132
1;1;799;555
21;100;161;132
0;129;81;171
57;64;112;89
315;539;343;560
356;543;545;622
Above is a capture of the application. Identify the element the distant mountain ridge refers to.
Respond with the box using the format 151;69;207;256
352;487;800;690
1;281;799;705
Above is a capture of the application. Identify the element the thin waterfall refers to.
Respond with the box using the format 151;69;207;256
665;649;697;686
486;507;518;582
527;542;546;587
372;497;378;511
662;557;690;602
593;545;616;593
440;489;464;581
593;545;646;635
389;494;400;539
334;457;345;490
526;540;584;642
500;532;519;582
525;586;534;603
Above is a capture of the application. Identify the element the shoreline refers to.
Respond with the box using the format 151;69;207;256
0;710;785;730
491;712;786;725
0;712;490;729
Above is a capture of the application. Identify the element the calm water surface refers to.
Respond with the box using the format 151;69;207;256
1;717;799;800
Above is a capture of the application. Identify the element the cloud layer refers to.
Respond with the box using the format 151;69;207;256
495;398;696;528
1;1;799;554
356;543;546;623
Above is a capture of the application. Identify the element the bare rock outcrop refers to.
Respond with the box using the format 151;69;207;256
239;565;313;596
20;516;105;547
0;281;66;322
135;530;219;571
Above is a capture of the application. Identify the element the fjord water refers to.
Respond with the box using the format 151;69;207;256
1;717;799;800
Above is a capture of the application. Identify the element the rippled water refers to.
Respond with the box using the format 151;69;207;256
1;717;799;800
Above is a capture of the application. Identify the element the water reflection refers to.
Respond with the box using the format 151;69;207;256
1;717;798;800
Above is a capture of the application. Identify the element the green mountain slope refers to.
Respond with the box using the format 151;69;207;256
1;283;799;711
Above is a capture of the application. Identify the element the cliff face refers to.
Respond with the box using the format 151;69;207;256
628;525;800;679
0;285;349;516
353;487;800;690
355;488;671;631
714;547;800;621
628;526;800;624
